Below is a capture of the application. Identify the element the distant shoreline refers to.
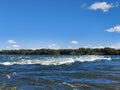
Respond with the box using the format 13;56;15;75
0;47;120;55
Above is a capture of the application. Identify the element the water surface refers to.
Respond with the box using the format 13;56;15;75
0;55;120;90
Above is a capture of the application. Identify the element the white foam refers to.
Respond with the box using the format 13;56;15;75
2;62;11;66
63;82;89;89
6;74;11;79
63;82;75;87
0;55;112;66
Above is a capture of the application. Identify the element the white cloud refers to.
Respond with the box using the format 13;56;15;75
6;39;20;50
8;40;16;44
12;45;19;48
110;43;120;49
83;44;105;49
6;46;10;49
70;41;78;44
12;45;20;50
48;44;59;49
84;43;120;49
106;25;120;33
89;2;118;12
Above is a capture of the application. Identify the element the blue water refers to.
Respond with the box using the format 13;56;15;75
0;55;120;90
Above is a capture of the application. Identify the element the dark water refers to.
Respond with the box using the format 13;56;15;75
0;55;120;90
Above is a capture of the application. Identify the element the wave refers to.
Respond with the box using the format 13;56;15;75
0;55;113;66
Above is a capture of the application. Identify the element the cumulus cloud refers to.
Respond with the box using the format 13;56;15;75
6;39;20;50
89;2;118;12
48;44;59;49
6;44;20;50
70;41;78;44
8;40;16;44
106;25;120;33
12;45;19;48
12;45;20;50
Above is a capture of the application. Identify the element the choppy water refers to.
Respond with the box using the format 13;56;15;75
0;55;120;90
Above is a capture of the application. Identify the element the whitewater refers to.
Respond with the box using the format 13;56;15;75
0;55;112;65
0;55;120;90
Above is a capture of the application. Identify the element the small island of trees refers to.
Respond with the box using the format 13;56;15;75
0;47;120;55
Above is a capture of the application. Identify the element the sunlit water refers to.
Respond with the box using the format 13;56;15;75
0;55;120;90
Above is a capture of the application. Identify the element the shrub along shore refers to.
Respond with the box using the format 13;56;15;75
0;47;120;55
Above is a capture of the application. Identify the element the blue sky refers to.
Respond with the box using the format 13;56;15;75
0;0;120;50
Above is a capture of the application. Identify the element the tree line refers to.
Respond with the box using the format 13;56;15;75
0;47;120;55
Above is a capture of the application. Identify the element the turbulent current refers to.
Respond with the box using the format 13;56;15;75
0;55;120;90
